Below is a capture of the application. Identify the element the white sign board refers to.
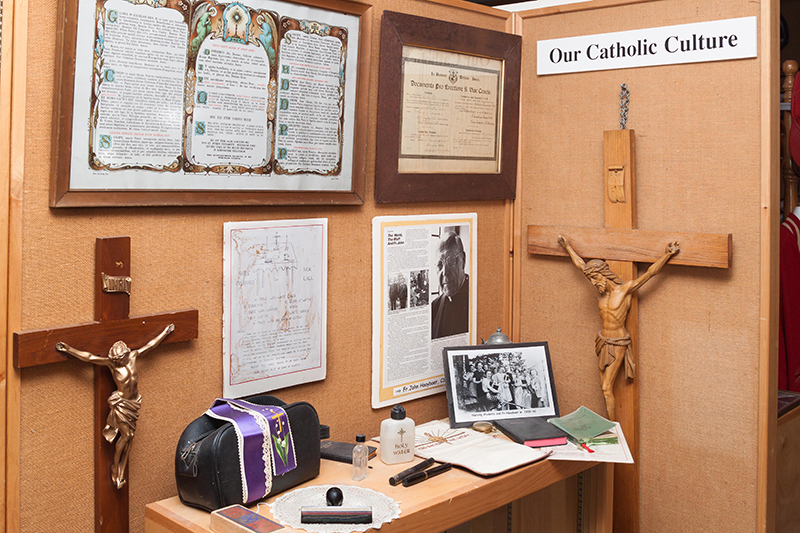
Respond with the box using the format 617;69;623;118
537;17;757;75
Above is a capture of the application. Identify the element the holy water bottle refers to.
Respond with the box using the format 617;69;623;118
380;404;415;464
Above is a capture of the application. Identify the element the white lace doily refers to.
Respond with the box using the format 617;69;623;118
268;484;401;532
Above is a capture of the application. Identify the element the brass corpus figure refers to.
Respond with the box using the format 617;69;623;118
558;236;679;421
56;323;175;489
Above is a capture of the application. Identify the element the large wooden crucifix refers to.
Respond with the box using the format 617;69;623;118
13;237;199;533
527;129;731;533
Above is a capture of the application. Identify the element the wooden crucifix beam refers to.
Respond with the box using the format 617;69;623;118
13;311;198;368
528;226;732;269
12;237;199;533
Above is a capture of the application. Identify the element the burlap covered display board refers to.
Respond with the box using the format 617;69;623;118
515;1;765;531
14;2;510;531
5;0;774;532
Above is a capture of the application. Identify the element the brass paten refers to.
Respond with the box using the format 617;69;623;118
55;323;175;489
471;422;494;434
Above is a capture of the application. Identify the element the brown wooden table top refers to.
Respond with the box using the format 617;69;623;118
146;442;600;533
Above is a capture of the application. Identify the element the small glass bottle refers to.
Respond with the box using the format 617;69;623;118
352;434;368;481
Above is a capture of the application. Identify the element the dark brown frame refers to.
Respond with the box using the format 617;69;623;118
374;11;521;203
50;0;372;207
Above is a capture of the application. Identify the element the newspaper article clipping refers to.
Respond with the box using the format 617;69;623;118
372;214;477;408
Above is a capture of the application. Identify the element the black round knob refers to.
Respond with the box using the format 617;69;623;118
326;487;344;507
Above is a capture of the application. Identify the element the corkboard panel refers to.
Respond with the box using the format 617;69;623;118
17;1;512;532
518;2;761;532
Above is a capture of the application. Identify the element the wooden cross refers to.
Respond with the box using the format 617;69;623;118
527;130;731;533
13;237;199;533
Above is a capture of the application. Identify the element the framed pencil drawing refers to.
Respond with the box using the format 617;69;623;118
374;11;521;203
443;342;558;428
51;0;372;207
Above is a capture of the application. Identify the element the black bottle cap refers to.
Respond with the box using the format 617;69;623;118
356;434;366;443
391;404;406;420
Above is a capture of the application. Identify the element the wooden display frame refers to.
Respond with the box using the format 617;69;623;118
50;0;372;207
1;0;776;531
374;11;521;203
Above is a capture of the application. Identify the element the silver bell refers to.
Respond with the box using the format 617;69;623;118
482;327;511;345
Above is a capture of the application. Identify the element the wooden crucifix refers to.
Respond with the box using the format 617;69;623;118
13;237;199;533
527;129;731;533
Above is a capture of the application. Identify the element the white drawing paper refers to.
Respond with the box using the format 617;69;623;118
223;219;327;397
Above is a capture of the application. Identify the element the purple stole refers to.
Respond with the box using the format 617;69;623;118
206;399;297;504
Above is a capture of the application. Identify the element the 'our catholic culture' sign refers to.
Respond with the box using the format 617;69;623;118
537;17;757;75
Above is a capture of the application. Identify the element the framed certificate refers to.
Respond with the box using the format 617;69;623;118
374;11;521;203
50;0;372;207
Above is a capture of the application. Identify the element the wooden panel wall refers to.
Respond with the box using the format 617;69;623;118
777;407;800;532
14;1;511;531
516;1;765;532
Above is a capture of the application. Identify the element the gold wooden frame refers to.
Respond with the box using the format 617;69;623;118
50;0;372;207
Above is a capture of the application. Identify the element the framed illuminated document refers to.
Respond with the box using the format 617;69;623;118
374;11;521;203
50;0;372;207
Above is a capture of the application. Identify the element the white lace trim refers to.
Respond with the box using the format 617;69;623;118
228;402;273;500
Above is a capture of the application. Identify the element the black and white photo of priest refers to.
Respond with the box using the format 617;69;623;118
430;227;470;339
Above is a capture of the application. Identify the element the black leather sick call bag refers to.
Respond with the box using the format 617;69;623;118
175;395;321;512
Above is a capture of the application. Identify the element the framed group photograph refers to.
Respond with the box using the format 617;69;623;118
374;11;521;203
442;342;558;428
50;0;372;207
